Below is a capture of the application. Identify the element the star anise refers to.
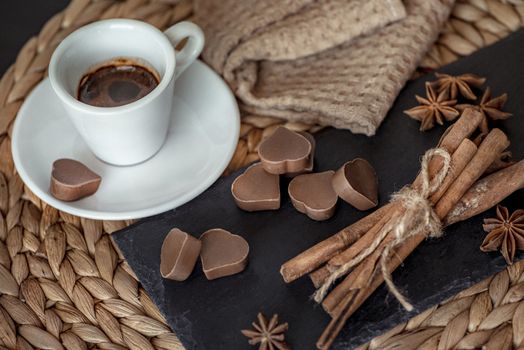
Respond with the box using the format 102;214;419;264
241;313;290;350
456;87;512;135
433;73;485;100
481;205;524;265
404;82;459;131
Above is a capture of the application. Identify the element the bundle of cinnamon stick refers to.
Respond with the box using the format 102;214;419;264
279;109;524;349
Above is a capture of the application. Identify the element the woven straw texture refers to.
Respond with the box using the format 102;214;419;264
0;0;522;349
358;259;524;350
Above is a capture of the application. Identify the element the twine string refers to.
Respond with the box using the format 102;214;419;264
313;148;451;307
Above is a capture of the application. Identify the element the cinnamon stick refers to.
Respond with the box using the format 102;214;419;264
314;137;478;289
280;205;389;282
446;159;524;225
318;129;509;349
280;109;483;283
328;129;508;314
317;289;360;350
321;235;388;314
314;142;515;290
434;129;510;218
328;210;397;267
484;152;514;175
321;138;478;313
316;263;392;349
310;265;331;289
318;157;524;347
313;122;480;303
310;210;400;288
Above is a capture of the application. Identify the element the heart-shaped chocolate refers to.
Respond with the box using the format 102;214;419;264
258;126;312;174
332;158;378;211
231;163;280;211
287;131;316;177
200;229;249;280
160;228;201;281
50;159;101;201
288;171;337;221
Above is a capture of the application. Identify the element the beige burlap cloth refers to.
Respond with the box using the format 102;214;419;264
194;0;454;136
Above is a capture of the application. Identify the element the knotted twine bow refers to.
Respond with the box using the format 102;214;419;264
314;148;452;311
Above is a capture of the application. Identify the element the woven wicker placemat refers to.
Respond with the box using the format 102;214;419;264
358;259;524;350
0;0;522;349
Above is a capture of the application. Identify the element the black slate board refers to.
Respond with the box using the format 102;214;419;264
113;29;524;350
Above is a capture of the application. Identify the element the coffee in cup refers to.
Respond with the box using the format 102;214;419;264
77;57;160;108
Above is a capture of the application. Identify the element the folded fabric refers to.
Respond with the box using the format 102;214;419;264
194;0;454;136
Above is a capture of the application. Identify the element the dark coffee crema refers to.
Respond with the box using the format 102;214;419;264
77;58;160;107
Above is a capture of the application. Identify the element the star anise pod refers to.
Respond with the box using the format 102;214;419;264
404;82;459;131
456;87;512;135
481;205;524;265
241;313;290;350
433;73;485;100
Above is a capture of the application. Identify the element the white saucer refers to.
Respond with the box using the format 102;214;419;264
12;60;239;220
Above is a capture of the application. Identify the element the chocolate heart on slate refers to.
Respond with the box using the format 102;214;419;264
231;163;280;211
50;159;101;201
160;228;201;281
332;158;378;210
288;171;337;221
287;131;316;177
258;126;312;174
200;229;250;280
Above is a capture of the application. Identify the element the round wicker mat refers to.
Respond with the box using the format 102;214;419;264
0;0;522;349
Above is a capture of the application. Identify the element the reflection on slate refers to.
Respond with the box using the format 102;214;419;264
113;29;524;350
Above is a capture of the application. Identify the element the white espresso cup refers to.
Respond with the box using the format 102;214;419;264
49;19;205;166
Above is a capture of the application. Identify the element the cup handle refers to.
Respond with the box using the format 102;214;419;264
164;21;205;80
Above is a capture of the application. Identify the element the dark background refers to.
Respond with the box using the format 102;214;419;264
0;1;69;74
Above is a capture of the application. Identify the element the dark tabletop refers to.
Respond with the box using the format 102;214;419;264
0;0;69;75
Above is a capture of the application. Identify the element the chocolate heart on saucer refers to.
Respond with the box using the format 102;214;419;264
50;159;101;202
